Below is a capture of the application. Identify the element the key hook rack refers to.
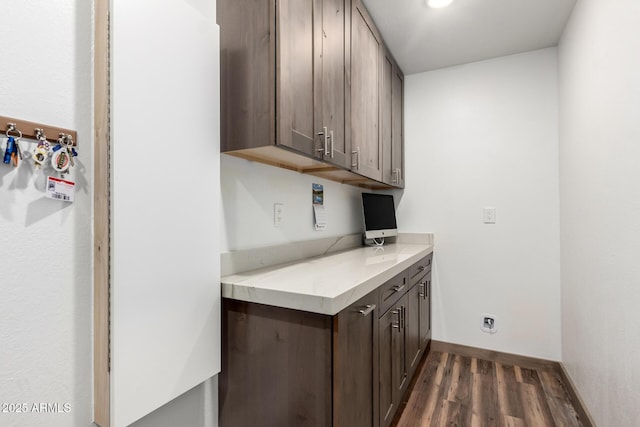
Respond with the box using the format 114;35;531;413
1;115;78;146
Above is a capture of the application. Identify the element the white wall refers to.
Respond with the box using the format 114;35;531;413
558;0;640;425
399;48;561;360
0;1;93;427
220;155;366;252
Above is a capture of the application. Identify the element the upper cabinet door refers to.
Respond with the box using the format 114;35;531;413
382;49;404;188
391;64;405;188
381;51;393;185
277;0;321;157
320;0;351;168
350;0;383;181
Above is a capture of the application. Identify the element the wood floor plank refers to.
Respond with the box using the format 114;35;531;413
519;367;542;386
496;363;525;419
519;382;556;427
502;415;526;427
539;370;583;427
430;353;456;425
471;370;499;426
513;366;523;383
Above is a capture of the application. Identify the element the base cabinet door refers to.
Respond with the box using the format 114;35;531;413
334;290;379;427
378;295;407;427
406;282;422;379
419;271;432;349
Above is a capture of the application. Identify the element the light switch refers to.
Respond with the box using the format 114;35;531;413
274;203;284;227
483;207;496;224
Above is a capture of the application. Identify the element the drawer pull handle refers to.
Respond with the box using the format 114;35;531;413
418;266;426;272
392;284;405;293
358;304;376;317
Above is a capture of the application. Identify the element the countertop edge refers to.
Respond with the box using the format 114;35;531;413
221;244;434;316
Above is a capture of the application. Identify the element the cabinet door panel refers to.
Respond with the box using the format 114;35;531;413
379;307;398;427
391;65;404;188
406;283;421;378
278;0;320;156
419;272;432;349
334;290;378;427
381;53;393;185
351;1;382;180
321;0;350;167
394;296;408;401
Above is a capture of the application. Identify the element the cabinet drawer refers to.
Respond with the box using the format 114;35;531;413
407;253;433;288
379;270;408;316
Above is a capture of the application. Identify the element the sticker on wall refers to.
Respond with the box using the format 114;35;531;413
46;176;75;203
312;183;326;230
312;183;324;205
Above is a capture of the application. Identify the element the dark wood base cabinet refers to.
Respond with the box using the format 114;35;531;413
219;253;432;427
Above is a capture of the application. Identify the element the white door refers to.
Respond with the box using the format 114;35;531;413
111;1;220;425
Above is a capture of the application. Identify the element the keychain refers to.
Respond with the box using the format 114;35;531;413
3;123;23;167
33;128;51;168
51;133;77;176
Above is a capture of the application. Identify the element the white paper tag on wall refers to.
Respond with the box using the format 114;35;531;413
313;204;327;230
46;176;75;203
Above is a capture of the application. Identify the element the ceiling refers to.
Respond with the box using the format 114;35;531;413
361;0;577;75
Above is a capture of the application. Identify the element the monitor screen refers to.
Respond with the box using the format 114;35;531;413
362;193;398;239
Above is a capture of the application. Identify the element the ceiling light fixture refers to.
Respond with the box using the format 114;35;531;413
427;0;455;8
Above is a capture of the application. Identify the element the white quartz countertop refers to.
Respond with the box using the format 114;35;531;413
221;242;433;315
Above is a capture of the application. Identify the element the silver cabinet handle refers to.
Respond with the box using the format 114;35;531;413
419;281;429;300
329;130;334;158
418;265;426;272
351;147;360;170
392;168;398;184
392;284;405;293
317;126;328;155
392;308;401;329
358;304;376;317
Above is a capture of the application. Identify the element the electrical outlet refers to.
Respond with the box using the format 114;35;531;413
481;314;497;334
274;203;284;227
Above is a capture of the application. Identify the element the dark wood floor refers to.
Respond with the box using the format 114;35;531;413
393;350;585;427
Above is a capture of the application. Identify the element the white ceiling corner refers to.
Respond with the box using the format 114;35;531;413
362;0;577;75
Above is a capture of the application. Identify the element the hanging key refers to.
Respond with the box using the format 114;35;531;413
3;136;15;165
4;123;23;167
33;129;49;168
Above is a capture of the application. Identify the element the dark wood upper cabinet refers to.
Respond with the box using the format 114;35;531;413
278;0;351;166
218;0;404;189
320;0;351;168
391;63;405;188
277;0;318;157
382;48;405;187
350;0;383;181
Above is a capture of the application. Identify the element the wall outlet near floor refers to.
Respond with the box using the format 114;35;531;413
481;314;497;334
